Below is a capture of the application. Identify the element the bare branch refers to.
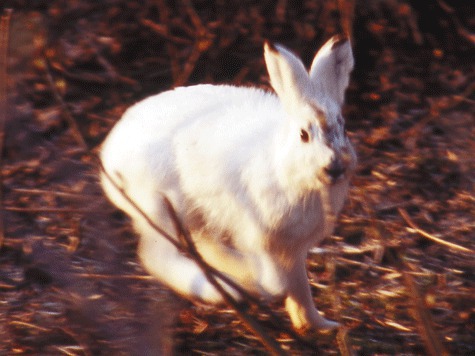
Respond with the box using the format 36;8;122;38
384;248;449;356
437;0;475;45
402;269;449;356
398;208;473;253
43;56;88;151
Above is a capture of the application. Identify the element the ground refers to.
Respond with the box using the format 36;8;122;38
0;1;474;355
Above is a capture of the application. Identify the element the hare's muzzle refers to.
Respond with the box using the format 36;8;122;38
323;146;356;184
323;159;346;184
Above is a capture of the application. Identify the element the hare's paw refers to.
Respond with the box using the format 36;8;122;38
295;317;340;343
313;317;340;331
286;295;340;336
297;325;341;345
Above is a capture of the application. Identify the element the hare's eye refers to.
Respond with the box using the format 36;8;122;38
300;129;310;143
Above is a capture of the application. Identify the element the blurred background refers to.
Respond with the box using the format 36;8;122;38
0;1;473;354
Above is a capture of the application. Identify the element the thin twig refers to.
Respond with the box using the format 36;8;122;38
55;346;87;356
336;256;439;277
0;9;12;249
401;269;448;356
4;206;95;214
336;328;355;356
384;248;449;356
436;0;475;45
174;41;206;87
43;56;88;151
11;188;90;199
321;187;354;355
155;0;181;84
76;273;154;280
173;0;214;87
55;326;93;356
10;320;50;332
398;208;473;253
366;204;449;355
140;18;193;45
180;0;207;35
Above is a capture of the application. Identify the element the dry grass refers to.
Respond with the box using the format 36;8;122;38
1;0;473;354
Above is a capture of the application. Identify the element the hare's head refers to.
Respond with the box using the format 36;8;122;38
264;36;356;191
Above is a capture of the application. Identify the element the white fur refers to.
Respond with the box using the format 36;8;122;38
100;36;356;332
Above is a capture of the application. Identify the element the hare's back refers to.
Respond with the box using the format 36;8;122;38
104;85;278;151
101;84;280;185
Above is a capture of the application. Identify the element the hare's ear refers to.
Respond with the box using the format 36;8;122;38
309;36;354;106
264;41;311;110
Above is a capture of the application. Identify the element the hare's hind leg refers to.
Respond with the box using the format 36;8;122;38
134;213;241;304
194;239;260;295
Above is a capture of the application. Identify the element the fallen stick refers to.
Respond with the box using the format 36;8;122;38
5;206;96;214
384;248;449;356
402;268;449;356
43;56;88;151
398;208;473;253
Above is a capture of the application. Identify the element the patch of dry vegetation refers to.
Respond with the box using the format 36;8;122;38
1;0;473;354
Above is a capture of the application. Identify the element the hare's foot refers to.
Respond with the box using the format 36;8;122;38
286;296;340;332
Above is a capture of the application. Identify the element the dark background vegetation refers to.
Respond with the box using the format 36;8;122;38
0;0;473;354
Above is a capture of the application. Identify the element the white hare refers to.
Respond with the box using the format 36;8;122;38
100;35;356;333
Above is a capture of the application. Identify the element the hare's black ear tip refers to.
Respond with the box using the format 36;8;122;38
331;34;350;49
264;40;278;53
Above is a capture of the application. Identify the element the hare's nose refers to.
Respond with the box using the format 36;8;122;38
324;160;346;182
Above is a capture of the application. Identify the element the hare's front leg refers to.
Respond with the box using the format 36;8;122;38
285;261;340;333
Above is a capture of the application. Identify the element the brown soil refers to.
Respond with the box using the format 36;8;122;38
1;1;473;355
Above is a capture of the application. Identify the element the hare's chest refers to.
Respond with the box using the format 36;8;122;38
272;198;326;249
272;183;350;249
